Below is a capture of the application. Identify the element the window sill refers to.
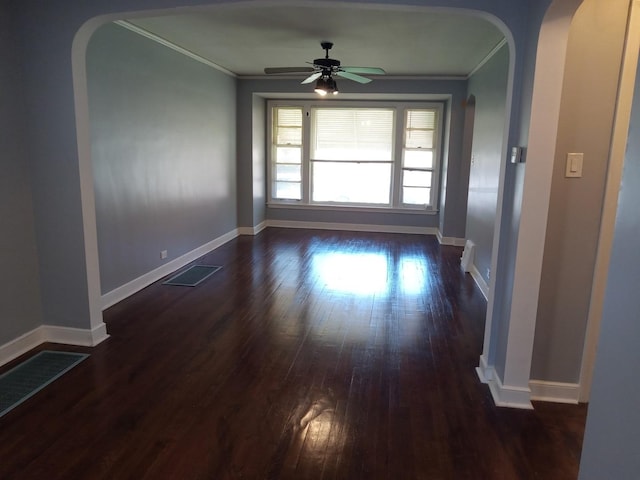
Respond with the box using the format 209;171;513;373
267;202;438;215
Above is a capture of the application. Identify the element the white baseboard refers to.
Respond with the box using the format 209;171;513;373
436;230;466;246
266;219;438;236
43;323;109;347
476;353;492;382
0;322;109;368
529;380;580;404
470;264;489;300
101;229;239;310
476;358;533;409
237;221;267;236
0;328;46;367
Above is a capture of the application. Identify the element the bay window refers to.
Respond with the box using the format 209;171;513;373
269;101;443;210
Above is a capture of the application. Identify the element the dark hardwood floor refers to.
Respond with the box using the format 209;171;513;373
0;229;587;479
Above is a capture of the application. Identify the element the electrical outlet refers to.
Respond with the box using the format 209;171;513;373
160;250;168;259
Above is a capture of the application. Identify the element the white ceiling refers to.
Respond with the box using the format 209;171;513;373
126;4;505;78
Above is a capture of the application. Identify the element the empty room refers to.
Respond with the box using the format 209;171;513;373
1;0;639;478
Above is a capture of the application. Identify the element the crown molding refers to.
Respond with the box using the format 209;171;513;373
114;20;236;77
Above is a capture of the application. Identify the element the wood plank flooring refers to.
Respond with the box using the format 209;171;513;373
0;229;587;479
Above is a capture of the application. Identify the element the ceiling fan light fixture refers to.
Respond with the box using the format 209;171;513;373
329;77;339;95
314;77;329;95
314;76;338;96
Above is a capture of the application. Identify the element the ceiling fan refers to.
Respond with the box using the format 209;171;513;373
263;41;386;95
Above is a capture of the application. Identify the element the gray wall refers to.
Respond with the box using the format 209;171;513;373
87;24;237;293
0;2;43;344
465;44;510;284
531;0;629;383
236;77;468;233
251;95;267;227
236;82;267;228
578;47;640;480
439;91;468;239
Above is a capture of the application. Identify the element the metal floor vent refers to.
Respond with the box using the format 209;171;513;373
0;350;89;418
162;265;222;287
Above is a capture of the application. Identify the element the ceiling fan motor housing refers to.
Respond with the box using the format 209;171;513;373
315;41;339;73
263;40;383;86
313;58;341;69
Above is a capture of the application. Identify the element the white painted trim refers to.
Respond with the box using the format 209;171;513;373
42;323;109;347
0;323;109;368
0;328;46;367
267;202;437;215
101;229;239;310
266;219;437;236
470;264;489;300
476;353;493;382
579;0;640;403
114;20;237;77
529;380;580;404
467;38;508;78
436;230;466;246
490;373;534;410
236;227;254;236
478;363;534;409
237;221;268;236
260;92;453;102
72;19;104;333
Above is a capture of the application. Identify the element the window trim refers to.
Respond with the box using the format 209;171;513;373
267;99;444;212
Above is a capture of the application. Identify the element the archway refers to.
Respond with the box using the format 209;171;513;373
70;1;517;344
477;0;584;408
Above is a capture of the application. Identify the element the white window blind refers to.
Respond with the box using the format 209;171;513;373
311;108;394;161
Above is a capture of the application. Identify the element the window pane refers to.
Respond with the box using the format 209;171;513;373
276;127;302;145
277;108;302;127
276;164;301;182
405;129;433;149
312;108;393;161
275;182;301;200
312;162;391;204
404;150;433;169
313;145;392;162
276;146;301;164
403;170;432;187
406;110;436;130
403;186;431;205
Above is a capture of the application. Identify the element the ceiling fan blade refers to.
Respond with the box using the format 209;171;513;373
341;66;386;75
301;72;323;84
335;71;372;84
264;67;315;75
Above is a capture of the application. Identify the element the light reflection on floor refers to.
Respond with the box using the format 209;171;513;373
398;256;428;295
312;252;389;295
264;246;436;346
297;395;343;462
311;251;429;296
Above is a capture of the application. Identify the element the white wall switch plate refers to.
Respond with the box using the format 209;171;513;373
566;152;583;177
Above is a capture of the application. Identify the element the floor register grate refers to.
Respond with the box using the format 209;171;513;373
162;264;222;287
0;350;89;418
